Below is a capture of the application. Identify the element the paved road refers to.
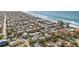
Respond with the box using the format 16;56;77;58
3;14;7;38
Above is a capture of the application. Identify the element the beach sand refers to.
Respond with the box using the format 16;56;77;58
25;11;79;28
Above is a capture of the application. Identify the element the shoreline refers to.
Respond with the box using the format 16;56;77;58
25;11;79;28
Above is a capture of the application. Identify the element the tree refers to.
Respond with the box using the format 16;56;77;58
58;20;64;28
66;23;70;28
0;35;3;40
7;31;12;35
7;31;13;41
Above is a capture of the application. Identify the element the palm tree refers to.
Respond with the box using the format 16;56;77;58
66;23;70;28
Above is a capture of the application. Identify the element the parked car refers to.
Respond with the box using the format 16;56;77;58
0;39;8;47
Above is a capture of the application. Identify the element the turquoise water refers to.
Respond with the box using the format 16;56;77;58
31;11;79;26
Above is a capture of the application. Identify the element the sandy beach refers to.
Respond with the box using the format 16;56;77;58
25;11;79;29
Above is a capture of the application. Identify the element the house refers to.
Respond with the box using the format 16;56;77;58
21;32;28;39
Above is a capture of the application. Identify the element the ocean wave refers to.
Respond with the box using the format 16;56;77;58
25;11;79;27
25;11;50;19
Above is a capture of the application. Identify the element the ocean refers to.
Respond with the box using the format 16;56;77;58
28;11;79;26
